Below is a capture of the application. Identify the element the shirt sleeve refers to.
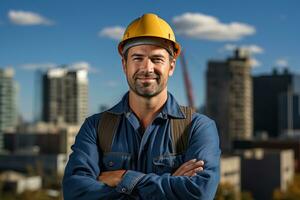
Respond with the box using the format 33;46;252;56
115;114;221;200
62;115;124;200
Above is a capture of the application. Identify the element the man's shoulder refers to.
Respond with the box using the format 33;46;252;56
84;109;121;128
84;113;102;128
191;112;216;129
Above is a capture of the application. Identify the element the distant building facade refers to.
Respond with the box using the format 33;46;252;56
233;138;300;172
206;49;253;152
4;121;80;155
42;68;88;125
237;149;294;200
0;153;67;176
220;156;241;199
253;69;300;137
0;68;18;151
0;171;42;194
0;121;79;183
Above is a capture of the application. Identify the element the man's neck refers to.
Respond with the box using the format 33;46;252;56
128;89;168;129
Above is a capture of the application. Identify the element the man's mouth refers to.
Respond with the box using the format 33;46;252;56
134;72;160;83
137;77;156;80
136;77;157;84
135;74;159;81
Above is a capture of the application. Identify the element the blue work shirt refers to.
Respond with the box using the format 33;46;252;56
63;92;221;200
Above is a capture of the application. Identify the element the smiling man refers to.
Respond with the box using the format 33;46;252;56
63;13;221;200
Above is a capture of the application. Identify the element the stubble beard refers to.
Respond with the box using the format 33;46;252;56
127;71;166;98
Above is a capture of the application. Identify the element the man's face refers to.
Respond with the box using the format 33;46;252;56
122;45;175;98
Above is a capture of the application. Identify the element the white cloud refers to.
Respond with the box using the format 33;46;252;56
275;58;288;67
69;61;99;74
8;10;54;26
98;26;125;40
21;61;99;73
173;12;255;41
21;63;57;70
69;61;90;70
219;44;263;68
249;58;261;68
222;44;264;55
0;65;13;68
222;44;236;51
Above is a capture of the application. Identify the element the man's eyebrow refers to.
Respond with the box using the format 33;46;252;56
131;53;166;59
151;54;165;59
131;53;145;57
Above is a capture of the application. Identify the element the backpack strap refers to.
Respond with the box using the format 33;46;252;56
171;106;194;154
98;106;194;154
98;112;121;153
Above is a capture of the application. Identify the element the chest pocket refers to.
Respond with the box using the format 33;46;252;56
153;154;184;175
102;152;133;171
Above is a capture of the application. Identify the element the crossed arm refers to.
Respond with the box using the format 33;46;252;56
63;115;221;200
99;159;205;187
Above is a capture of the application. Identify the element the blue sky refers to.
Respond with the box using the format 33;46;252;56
0;0;299;121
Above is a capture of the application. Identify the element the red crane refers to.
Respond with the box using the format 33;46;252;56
179;50;195;108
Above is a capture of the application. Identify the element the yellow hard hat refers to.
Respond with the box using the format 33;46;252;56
118;13;181;59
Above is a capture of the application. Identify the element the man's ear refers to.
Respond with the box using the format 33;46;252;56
168;58;176;76
122;57;127;73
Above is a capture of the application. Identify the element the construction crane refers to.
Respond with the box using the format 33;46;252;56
179;50;195;108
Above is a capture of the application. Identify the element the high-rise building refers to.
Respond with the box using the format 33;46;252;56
42;67;88;125
279;93;300;136
253;69;300;137
0;68;18;150
206;49;253;152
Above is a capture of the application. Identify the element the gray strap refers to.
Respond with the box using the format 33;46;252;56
98;112;120;153
171;106;194;154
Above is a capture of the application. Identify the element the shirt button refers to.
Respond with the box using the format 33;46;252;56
121;187;127;192
108;161;114;167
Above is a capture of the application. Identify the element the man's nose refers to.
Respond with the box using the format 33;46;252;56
142;58;154;72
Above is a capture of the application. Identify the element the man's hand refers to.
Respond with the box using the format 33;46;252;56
98;170;127;187
172;159;204;177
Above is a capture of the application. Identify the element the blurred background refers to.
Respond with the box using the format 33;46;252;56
0;0;300;199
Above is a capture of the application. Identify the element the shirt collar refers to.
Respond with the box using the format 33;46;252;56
161;92;186;119
107;92;131;115
107;92;186;119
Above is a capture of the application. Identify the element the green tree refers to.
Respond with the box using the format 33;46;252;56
273;173;300;200
215;182;254;200
215;182;236;200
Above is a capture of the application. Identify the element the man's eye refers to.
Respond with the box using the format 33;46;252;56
133;57;143;61
152;58;164;63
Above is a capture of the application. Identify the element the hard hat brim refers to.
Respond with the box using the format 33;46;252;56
118;36;181;59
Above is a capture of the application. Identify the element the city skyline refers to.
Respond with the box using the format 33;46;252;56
0;0;299;121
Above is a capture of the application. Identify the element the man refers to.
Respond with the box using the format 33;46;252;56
63;13;221;200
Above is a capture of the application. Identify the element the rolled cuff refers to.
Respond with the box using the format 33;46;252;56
115;170;145;195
